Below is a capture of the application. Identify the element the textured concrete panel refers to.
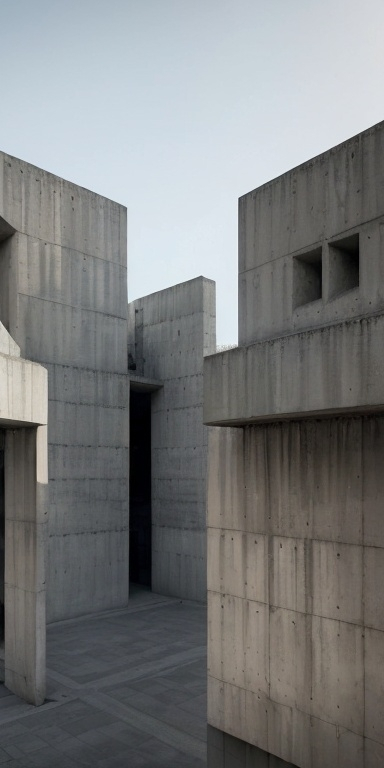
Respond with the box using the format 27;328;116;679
269;608;311;712
0;353;47;426
209;593;269;697
207;419;384;766
4;585;46;703
365;738;384;768
310;615;364;733
206;123;384;768
48;445;128;481
312;540;363;624
16;234;127;313
48;400;128;448
4;426;48;705
17;294;127;372
238;122;384;345
362;416;384;548
207;428;247;533
207;528;268;604
46;364;128;408
0;151;129;623
129;277;215;601
364;627;384;743
152;525;206;602
204;315;384;426
364;547;384;630
0;153;126;264
269;537;306;613
47;528;129;622
208;684;366;768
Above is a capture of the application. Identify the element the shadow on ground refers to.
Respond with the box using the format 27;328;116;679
0;587;207;767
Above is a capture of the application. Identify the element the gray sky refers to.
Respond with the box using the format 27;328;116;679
1;0;383;343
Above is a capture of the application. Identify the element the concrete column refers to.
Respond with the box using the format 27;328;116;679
4;425;48;705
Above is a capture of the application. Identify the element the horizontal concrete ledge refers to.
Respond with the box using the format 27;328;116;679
204;404;384;427
0;417;46;428
204;314;384;425
129;373;163;392
0;354;48;426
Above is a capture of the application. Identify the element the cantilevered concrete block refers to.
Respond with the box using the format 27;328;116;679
0;343;48;705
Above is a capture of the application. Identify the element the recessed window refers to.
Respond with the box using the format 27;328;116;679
328;233;359;299
293;247;322;309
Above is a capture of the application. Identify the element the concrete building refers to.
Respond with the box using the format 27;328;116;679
0;150;213;705
0;154;130;625
128;277;215;602
204;121;384;767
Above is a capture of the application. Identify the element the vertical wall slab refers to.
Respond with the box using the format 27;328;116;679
129;277;216;602
0;323;48;705
4;427;48;705
0;153;129;622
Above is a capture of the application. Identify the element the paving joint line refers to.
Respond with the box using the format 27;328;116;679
46;645;206;692
82;690;206;761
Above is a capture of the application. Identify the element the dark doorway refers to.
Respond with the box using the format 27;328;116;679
0;431;4;643
129;391;152;587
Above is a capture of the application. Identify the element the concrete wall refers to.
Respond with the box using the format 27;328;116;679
239;121;384;345
204;314;384;426
0;322;48;705
205;121;384;768
129;277;216;601
0;153;129;622
208;726;296;768
207;421;384;767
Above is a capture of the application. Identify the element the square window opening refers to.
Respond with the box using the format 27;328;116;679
328;233;359;300
293;247;322;309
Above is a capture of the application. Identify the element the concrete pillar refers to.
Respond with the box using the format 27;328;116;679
4;425;48;705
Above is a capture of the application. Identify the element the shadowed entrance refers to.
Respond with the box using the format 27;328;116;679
129;390;152;587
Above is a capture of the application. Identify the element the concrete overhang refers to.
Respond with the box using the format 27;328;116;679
0;215;16;241
0;417;45;428
0;353;48;426
204;314;384;426
129;373;163;393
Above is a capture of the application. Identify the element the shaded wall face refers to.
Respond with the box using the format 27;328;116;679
129;278;216;602
0;322;48;705
0;153;129;622
207;417;384;768
0;431;4;641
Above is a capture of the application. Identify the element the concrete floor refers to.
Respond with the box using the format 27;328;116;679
0;588;207;767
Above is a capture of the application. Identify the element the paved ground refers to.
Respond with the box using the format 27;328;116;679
0;588;207;767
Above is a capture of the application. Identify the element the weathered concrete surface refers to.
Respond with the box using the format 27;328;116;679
239;121;384;345
204;314;384;425
0;152;129;622
205;121;384;768
0;328;48;705
0;322;19;358
4;426;48;706
0;331;47;428
129;277;215;602
207;420;384;767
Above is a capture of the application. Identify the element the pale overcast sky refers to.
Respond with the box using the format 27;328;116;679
1;0;383;343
